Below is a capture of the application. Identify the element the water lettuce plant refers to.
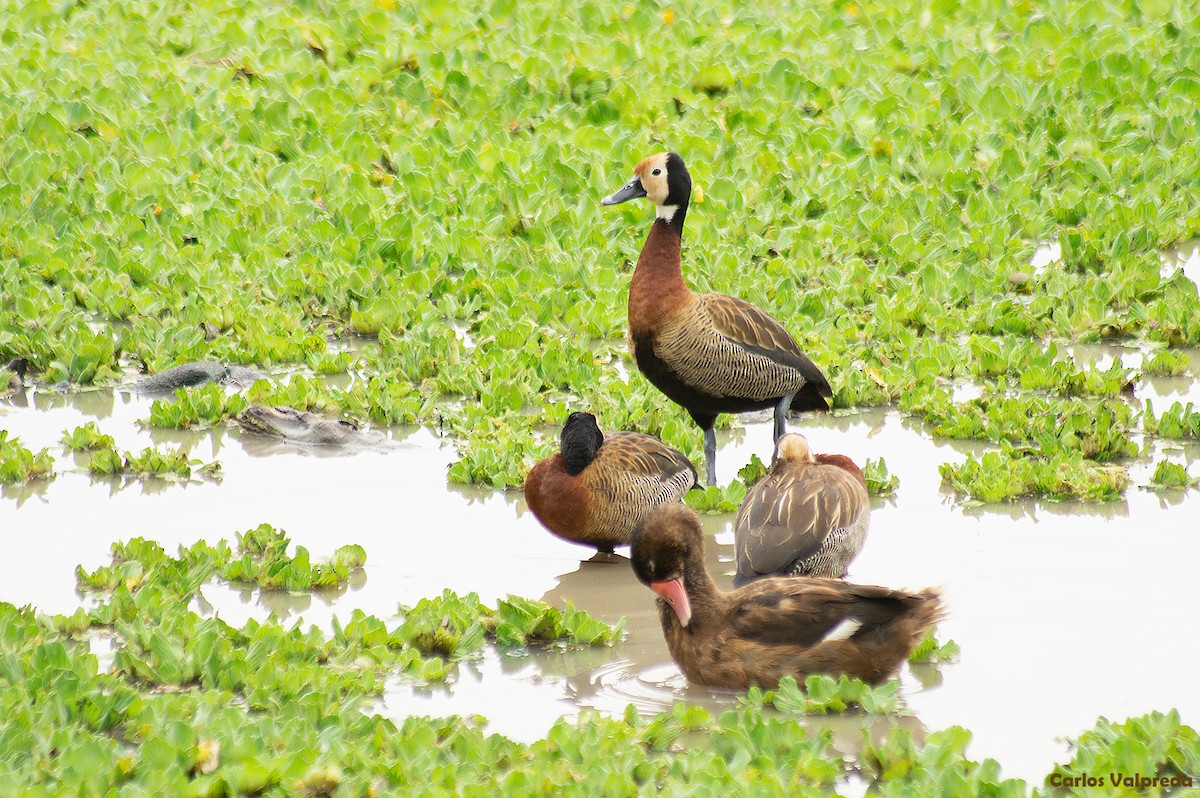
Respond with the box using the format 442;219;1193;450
902;386;1139;463
147;384;251;429
12;572;1184;797
1143;400;1200;440
685;481;749;514
1147;460;1199;491
737;453;770;486
3;0;1199;501
861;725;1028;797
908;629;961;664
863;456;899;497
1141;349;1190;378
0;431;55;484
743;674;901;715
223;523;367;590
397;590;624;655
1043;710;1199;796
87;444;220;481
939;448;1129;504
60;422;116;451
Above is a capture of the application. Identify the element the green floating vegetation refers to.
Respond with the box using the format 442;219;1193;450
1141;349;1190;378
0;430;54;484
862;725;1027;796
147;383;250;429
1147;460;1199;491
743;674;900;715
737;453;770;486
1143;400;1200;440
2;537;1195;794
863;457;899;497
397;590;624;656
1045;710;1200;795
224;523;367;591
69;533;621;694
87;444;220;481
61;421;116;451
1;0;1197;494
146;374;435;433
80;525;365;593
685;481;749;514
1018;357;1133;399
903;386;1139;463
904;383;1145;503
446;417;555;489
940;448;1129;504
0;363;24;395
908;628;961;664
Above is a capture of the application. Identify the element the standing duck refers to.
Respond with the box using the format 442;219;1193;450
734;433;869;587
525;412;698;553
631;504;942;688
602;152;832;486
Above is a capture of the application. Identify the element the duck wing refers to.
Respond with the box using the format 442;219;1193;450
727;579;916;649
591;432;698;503
699;293;832;398
735;465;867;577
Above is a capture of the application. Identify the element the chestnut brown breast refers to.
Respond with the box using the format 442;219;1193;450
627;222;830;418
525;432;696;551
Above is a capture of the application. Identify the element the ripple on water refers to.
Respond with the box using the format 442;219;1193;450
566;659;730;716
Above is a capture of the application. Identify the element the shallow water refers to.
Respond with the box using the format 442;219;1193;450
2;376;1199;785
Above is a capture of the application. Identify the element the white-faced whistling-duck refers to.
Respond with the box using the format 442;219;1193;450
602;152;832;486
733;433;869;586
524;411;698;553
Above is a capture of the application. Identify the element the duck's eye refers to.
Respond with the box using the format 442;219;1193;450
651;168;662;176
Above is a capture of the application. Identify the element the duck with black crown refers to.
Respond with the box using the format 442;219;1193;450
602;153;832;487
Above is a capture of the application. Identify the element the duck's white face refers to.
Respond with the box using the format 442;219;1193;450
601;152;681;221
633;153;671;205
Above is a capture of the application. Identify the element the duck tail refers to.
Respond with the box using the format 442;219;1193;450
788;377;833;414
843;588;945;683
897;588;946;649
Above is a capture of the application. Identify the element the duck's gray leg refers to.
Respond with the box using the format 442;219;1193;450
704;426;718;487
774;392;796;442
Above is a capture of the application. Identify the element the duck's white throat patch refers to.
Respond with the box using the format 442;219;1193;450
656;205;679;222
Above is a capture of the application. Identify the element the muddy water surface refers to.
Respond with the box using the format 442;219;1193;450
2;377;1199;785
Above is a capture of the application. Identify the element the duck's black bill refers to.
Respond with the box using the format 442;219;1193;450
601;178;647;205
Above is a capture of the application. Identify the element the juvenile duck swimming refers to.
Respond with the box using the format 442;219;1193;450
631;504;942;688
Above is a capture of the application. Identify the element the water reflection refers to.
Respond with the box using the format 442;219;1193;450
0;477;54;507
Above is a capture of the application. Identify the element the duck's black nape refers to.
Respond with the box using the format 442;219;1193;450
663;152;691;235
560;411;604;475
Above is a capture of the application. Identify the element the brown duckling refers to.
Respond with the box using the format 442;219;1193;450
734;433;869;587
602;152;832;487
525;412;698;553
631;504;942;688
